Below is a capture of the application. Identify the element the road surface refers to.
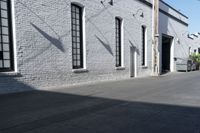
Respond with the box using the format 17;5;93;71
1;72;200;133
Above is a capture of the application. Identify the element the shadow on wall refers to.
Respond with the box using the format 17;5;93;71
95;35;114;56
0;73;35;94
0;85;200;132
31;23;65;52
129;40;140;55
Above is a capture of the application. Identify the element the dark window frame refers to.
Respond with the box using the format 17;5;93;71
71;4;84;69
0;0;14;72
141;25;146;66
115;17;122;67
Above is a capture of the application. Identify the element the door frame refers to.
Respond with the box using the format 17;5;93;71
161;34;174;73
130;46;137;77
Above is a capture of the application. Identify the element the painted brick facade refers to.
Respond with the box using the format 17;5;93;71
158;0;189;72
0;0;192;94
0;0;153;94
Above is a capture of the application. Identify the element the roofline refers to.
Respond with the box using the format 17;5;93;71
191;34;198;37
159;9;188;26
188;34;194;40
160;0;188;19
136;0;188;26
136;0;152;8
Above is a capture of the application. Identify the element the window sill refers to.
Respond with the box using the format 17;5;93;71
72;69;88;73
0;72;21;77
141;66;148;69
115;67;125;70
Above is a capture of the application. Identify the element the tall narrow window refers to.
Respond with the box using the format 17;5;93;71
71;4;83;69
0;0;14;72
141;26;146;66
115;17;122;67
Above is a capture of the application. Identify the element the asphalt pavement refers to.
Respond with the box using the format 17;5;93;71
1;71;200;133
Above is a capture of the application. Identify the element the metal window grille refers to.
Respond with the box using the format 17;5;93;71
142;26;146;66
115;18;121;67
0;0;14;72
71;4;83;69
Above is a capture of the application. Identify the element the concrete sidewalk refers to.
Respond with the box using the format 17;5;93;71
1;71;200;133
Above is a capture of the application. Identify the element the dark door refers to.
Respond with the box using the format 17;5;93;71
162;36;171;73
130;46;135;77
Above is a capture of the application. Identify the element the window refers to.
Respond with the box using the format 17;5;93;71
141;26;147;66
194;49;197;54
198;48;200;54
71;4;83;69
115;17;122;67
0;0;14;72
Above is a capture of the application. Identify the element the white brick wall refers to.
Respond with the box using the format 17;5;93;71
189;34;200;54
159;0;189;72
0;0;153;94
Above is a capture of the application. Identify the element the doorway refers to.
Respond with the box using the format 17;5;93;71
130;46;136;77
162;35;173;73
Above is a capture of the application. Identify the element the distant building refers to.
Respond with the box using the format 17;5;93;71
188;33;200;55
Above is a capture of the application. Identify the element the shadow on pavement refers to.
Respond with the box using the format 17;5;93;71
1;89;200;133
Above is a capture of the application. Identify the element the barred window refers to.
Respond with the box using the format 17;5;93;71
71;4;83;69
0;0;14;72
141;26;146;66
115;17;122;67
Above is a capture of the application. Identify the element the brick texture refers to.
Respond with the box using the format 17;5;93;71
1;0;153;94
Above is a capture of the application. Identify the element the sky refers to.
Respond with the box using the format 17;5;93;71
163;0;200;33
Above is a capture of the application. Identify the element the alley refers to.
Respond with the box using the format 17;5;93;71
1;71;200;133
